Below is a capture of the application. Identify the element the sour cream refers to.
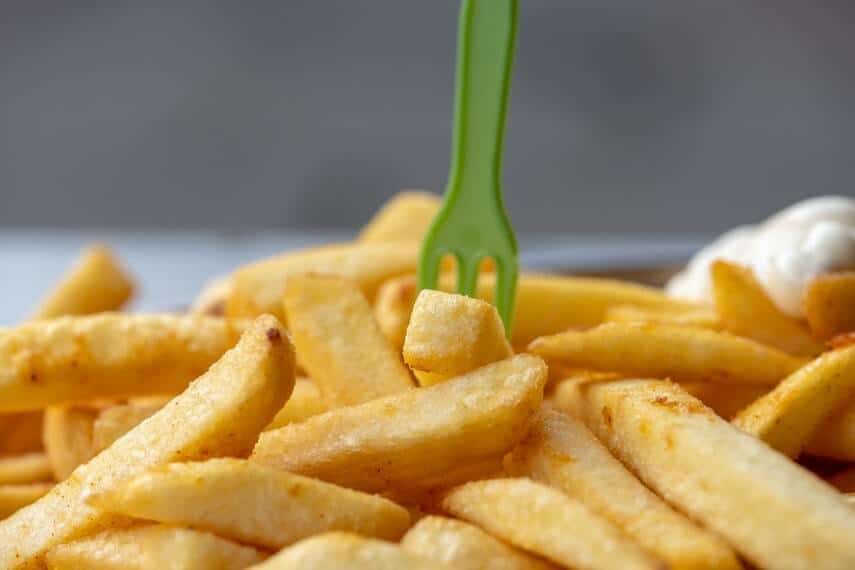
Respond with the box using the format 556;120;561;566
667;196;855;317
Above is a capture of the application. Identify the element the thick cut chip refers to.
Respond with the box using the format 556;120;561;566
529;322;805;386
0;454;52;485
506;410;740;570
401;515;557;570
90;401;169;454
43;405;99;480
403;290;512;385
804;272;855;339
679;382;767;419
0;412;44;455
605;304;721;330
45;524;266;570
191;276;232;316
580;378;855;570
266;378;325;430
89;458;411;549
441;478;663;570
711;261;822;357
284;276;413;407
32;244;134;320
252;355;546;493
358;190;442;243
0;483;53;519
248;532;446;570
733;345;855;457
227;242;419;320
807;402;855;460
0;315;294;568
0;313;245;411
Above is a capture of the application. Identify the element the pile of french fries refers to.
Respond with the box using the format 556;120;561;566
1;191;855;569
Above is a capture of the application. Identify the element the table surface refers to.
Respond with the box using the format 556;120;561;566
0;231;707;325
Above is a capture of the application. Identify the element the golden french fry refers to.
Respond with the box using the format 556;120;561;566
679;382;767;419
266;378;325;430
0;454;52;485
530;322;806;386
248;532;445;570
0;412;44;455
551;373;623;418
45;524;266;570
191;276;232;316
90;401;169;454
804;272;855;339
579;378;855;569
441;478;663;570
284;276;413;407
0;483;53;519
806;402;855;460
43;405;99;480
830;332;855;350
733;345;855;457
32;244;134;320
252;355;546;493
89;458;411;549
403;291;511;385
0;313;245;411
711;260;822;357
0;315;294;568
401;515;557;570
358;190;442;243
829;467;855;493
374;275;419;350
605;304;721;330
227;242;419;320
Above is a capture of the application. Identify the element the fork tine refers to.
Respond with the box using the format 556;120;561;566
493;256;519;337
417;247;444;291
456;254;480;298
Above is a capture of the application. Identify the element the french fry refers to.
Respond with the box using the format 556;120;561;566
733;345;855;457
43;405;99;480
441;478;663;570
248;532;445;570
401;515;557;570
0;453;52;485
506;410;740;570
806;402;855;460
605;304;721;330
830;332;855;350
32;244;134;320
0;412;44;456
284;276;413;407
579;378;855;569
45;524;266;570
0;315;294;568
374;276;419;350
0;483;53;519
358;190;442;243
89;458;411;549
252;355;546;493
529;322;806;386
829;466;855;493
679;382;767;419
227;243;419;320
266;378;325;430
711;260;823;357
804;272;855;339
0;313;245;411
90;401;168;454
191;276;232;316
403;290;512;386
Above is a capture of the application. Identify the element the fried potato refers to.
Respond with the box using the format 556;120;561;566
284;275;413;407
248;532;445;570
529;322;805;386
506;410;740;570
403;290;512;385
266;378;325;430
43;405;99;480
32;244;134;320
679;382;767;419
733;345;855;457
441;478;663;570
829;466;855;493
0;315;294;568
580;378;855;569
0;483;53;519
45;524;266;570
806;402;855;460
401;515;557;570
804;272;855;339
252;355;546;493
89;458;411;549
0;412;44;456
358;190;442;243
0;313;245;411
605;304;721;330
830;331;855;349
191;276;232;316
711;260;823;357
227;243;419;320
0;453;52;485
90;401;169;454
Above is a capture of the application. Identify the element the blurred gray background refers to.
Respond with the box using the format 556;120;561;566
1;1;853;233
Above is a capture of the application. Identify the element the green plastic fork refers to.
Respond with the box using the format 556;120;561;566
418;0;519;337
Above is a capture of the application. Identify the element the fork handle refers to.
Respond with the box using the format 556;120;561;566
446;0;518;205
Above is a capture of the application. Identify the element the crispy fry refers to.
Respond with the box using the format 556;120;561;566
32;244;134;320
90;401;168;454
0;412;44;456
284;276;413;407
252;355;546;493
679;382;767;419
266;378;325;430
804;272;855;339
711;261;823;357
358;190;442;243
0;483;53;519
401;515;557;570
227;243;419;320
830;332;855;349
579;378;855;569
191;276;232;316
0;315;294;568
45;524;266;570
506;410;740;570
0;454;52;485
441;478;663;570
605;304;721;330
806;402;855;460
43;405;99;480
0;313;245;411
89;458;411;549
529;322;806;386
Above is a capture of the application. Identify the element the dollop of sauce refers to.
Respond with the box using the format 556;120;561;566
667;196;855;317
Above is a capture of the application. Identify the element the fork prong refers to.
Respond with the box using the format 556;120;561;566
493;256;519;337
456;254;481;298
417;248;444;292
